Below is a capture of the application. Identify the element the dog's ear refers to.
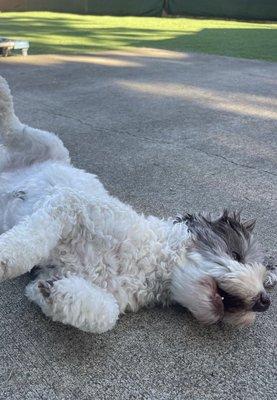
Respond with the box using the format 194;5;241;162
172;266;224;325
174;213;195;225
220;209;229;222
243;218;256;233
182;213;195;224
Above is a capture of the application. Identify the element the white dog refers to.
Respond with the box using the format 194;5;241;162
0;77;275;333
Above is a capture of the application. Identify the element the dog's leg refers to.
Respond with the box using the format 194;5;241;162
0;188;91;282
0;208;62;281
25;275;119;333
0;76;69;171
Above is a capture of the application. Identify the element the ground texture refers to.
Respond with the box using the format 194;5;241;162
0;49;276;400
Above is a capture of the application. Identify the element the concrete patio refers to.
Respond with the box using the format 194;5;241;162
0;49;276;399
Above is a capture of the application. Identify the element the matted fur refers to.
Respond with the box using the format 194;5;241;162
0;76;275;333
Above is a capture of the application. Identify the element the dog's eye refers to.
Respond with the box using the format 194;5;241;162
232;251;242;262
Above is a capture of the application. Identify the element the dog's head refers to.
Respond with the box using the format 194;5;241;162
171;210;270;327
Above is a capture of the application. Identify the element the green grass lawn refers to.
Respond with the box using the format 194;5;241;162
1;12;277;61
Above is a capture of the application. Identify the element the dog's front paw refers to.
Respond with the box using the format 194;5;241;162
264;268;277;289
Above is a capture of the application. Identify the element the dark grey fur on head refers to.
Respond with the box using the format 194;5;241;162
175;210;263;264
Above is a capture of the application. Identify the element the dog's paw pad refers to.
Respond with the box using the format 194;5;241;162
38;276;61;299
38;281;52;298
12;190;26;200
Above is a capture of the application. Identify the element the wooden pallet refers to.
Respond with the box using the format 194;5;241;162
0;37;29;56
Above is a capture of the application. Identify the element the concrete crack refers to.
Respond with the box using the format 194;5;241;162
122;131;277;177
184;145;277;177
38;106;96;130
37;106;276;178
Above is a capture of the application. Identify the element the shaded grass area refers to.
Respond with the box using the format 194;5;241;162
0;12;277;61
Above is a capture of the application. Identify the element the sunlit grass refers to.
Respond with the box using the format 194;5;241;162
0;12;276;61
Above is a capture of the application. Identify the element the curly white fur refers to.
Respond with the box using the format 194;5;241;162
0;77;274;332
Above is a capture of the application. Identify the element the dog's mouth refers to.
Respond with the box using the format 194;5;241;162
204;279;272;327
190;275;270;326
217;287;246;312
216;286;270;313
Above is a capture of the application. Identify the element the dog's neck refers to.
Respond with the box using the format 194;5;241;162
142;216;191;305
146;215;191;264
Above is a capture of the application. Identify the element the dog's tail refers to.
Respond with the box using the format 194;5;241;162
0;76;18;130
0;76;70;171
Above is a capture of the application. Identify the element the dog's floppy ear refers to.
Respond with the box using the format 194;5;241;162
172;265;224;325
243;218;256;233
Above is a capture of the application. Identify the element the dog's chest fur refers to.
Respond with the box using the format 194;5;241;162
47;210;188;312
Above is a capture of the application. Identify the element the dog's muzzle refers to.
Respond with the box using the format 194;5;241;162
252;291;271;312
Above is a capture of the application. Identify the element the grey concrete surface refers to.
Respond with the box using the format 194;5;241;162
0;49;276;400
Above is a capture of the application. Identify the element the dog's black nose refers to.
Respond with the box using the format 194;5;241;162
252;292;271;312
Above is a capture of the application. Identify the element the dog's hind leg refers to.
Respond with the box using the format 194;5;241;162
25;275;119;333
0;76;69;171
